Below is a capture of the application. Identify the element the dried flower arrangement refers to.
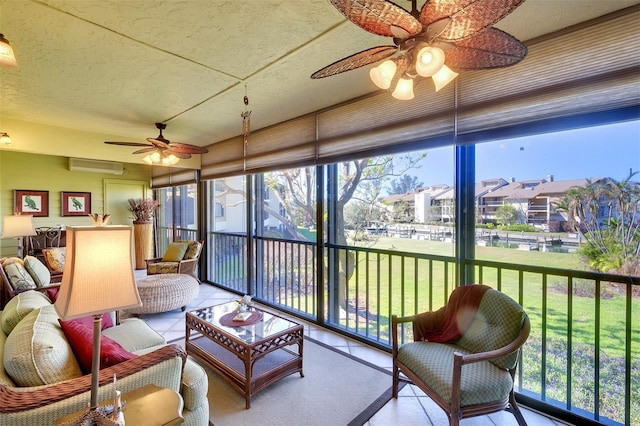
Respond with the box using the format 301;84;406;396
126;198;159;222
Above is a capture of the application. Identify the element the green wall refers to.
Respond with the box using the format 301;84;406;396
0;151;151;257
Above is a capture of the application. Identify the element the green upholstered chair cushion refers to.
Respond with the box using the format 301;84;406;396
3;261;37;291
23;255;51;287
162;243;189;262
455;288;526;370
1;290;52;335
102;318;166;353
398;341;513;407
4;305;83;386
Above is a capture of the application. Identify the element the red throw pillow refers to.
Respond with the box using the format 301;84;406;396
68;313;114;330
58;319;137;374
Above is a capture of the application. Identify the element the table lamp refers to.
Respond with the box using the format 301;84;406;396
54;226;141;425
1;214;37;258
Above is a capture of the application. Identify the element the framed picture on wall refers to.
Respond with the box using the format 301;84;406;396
61;192;91;216
14;190;49;217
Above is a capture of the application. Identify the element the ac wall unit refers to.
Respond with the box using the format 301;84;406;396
69;158;124;175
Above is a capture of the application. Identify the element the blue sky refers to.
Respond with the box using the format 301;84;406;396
412;120;640;187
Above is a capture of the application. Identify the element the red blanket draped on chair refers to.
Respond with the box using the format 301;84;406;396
412;284;491;343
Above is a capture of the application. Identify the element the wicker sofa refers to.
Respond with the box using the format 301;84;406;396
0;290;209;425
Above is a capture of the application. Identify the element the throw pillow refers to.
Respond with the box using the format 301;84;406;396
23;255;51;287
162;242;189;262
58;319;137;374
2;257;24;267
66;313;114;331
3;262;37;291
178;240;202;260
1;290;52;335
4;305;83;386
43;247;66;273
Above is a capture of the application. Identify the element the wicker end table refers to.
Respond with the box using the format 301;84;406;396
186;301;304;409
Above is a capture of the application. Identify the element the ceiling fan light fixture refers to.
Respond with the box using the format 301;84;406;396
0;132;12;145
432;64;458;92
392;77;415;100
414;44;445;77
370;59;397;89
162;154;179;166
0;34;17;68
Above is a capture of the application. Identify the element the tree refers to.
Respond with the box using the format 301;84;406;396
496;204;519;226
555;172;640;274
387;174;423;195
266;153;425;309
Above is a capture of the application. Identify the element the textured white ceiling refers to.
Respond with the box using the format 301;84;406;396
0;0;638;162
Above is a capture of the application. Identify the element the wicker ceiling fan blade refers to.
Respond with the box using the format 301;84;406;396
104;141;151;147
445;27;527;69
166;150;193;159
132;147;158;154
147;138;171;149
311;45;397;79
420;0;526;41
167;142;209;154
330;0;421;38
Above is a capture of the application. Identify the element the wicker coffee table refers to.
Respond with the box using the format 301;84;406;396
185;302;303;408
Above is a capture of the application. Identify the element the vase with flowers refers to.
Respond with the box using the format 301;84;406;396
126;198;159;269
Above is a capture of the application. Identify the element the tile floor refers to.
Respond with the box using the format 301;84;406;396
125;280;569;426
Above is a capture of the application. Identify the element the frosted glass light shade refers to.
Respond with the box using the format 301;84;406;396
415;45;445;77
0;34;17;68
0;132;11;145
162;154;179;166
392;78;415;100
369;60;397;89
432;64;459;92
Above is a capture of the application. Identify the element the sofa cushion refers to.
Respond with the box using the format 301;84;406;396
43;247;66;273
23;255;51;287
102;318;166;353
2;257;24;267
162;242;189;262
1;290;52;335
4;305;82;386
58;319;136;374
3;261;37;291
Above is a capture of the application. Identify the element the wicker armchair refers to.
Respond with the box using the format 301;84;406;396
392;284;530;426
145;240;203;281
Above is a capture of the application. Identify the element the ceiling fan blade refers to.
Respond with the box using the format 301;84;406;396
445;27;527;69
132;147;158;154
167;142;209;154
420;0;526;41
104;141;151;147
147;138;171;149
330;0;421;38
311;45;397;79
166;150;192;159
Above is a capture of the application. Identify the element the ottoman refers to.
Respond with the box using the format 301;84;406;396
126;273;199;314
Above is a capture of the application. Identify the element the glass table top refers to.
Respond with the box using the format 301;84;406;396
188;301;300;344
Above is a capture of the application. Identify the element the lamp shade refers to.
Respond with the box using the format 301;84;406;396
370;59;397;90
432;64;459;92
54;226;141;320
392;77;415;100
414;45;445;77
1;214;36;238
0;34;17;68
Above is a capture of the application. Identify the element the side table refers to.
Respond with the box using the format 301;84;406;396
56;384;184;425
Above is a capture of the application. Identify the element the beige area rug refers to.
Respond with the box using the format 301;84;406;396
204;337;398;426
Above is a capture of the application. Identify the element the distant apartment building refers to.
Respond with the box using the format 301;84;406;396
386;176;606;231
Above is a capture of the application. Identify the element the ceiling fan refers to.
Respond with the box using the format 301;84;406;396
311;0;528;100
105;122;208;165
